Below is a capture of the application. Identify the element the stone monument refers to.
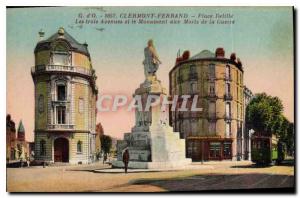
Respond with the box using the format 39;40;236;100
112;40;191;169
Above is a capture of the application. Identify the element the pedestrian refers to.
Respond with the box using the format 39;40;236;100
122;149;130;174
103;153;107;164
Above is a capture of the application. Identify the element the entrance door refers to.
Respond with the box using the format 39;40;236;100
54;138;69;162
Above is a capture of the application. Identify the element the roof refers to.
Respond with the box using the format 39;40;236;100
189;50;215;60
169;48;244;75
17;120;25;133
34;27;90;56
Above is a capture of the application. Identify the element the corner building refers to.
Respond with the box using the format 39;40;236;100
31;27;98;164
169;48;245;161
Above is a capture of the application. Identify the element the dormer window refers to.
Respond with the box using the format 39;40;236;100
51;43;71;65
52;52;70;65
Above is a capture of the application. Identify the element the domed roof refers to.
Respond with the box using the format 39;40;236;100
34;27;89;56
189;50;215;60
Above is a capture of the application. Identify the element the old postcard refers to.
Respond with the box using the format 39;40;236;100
6;6;294;192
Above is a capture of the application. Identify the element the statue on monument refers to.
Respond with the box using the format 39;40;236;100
143;39;162;78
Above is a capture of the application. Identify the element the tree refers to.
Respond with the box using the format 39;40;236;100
286;123;295;155
246;93;284;136
100;135;112;155
246;92;294;156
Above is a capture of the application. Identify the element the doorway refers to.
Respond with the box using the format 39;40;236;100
54;138;69;162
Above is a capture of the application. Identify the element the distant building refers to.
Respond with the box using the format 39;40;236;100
6;115;16;160
6;115;30;161
31;27;98;164
243;86;254;160
169;48;247;161
95;123;104;155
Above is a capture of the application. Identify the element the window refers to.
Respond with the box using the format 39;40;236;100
208;102;216;117
40;140;46;156
209;82;215;95
190;82;197;94
77;141;82;153
225;65;231;79
225;83;231;96
237;104;239;119
52;52;70;65
208;122;216;134
225;122;231;138
57;85;66;101
79;98;84;113
57;106;66;124
225;102;231;117
223;142;232;158
209;142;221;158
190;65;196;73
209;64;215;78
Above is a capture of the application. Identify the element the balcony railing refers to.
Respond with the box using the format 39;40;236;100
224;93;233;101
224;113;233;120
208;92;217;100
31;64;92;77
47;124;75;130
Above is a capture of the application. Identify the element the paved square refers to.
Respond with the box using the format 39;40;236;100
7;161;294;192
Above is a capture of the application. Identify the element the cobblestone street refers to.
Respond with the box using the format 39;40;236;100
7;161;294;192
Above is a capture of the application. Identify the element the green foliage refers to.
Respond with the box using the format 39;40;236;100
246;93;283;135
100;135;112;155
246;92;294;155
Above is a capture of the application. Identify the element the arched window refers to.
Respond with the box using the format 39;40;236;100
77;140;82;153
40;140;46;156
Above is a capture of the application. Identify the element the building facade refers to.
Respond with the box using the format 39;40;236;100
6;115;30;161
31;27;98;164
169;48;245;161
243;86;254;160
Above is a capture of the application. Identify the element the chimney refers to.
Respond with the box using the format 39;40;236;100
38;29;45;41
215;48;225;58
230;53;236;61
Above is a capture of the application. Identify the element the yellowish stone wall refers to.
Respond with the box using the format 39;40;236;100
69;133;89;163
74;82;87;130
35;51;50;65
35;81;48;130
170;59;244;160
34;133;52;161
73;52;91;69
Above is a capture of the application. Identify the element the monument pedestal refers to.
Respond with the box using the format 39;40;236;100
112;77;191;169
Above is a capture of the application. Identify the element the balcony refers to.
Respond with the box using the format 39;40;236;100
224;93;233;101
224;113;233;120
47;124;75;130
51;100;70;106
31;64;92;77
207;92;217;101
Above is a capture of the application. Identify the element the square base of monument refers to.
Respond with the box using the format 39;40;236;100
112;159;192;169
